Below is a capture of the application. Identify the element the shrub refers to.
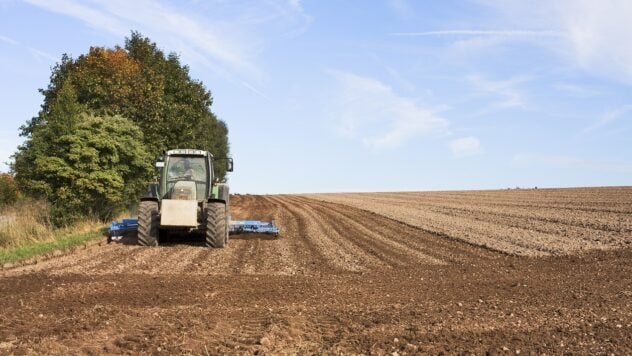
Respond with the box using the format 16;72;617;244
0;173;19;207
0;200;52;248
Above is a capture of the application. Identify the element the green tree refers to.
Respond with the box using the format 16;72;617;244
13;32;229;225
29;32;229;178
124;32;229;178
21;114;151;226
14;82;85;199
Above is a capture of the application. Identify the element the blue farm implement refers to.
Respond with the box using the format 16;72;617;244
107;218;139;243
229;220;280;236
107;218;280;242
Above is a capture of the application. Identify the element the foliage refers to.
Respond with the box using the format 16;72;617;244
12;32;229;226
26;32;229;178
17;111;151;225
0;173;19;207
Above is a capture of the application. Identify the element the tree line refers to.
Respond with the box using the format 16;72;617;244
10;32;229;226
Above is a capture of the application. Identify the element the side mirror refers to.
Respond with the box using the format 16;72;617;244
155;161;165;168
226;158;234;172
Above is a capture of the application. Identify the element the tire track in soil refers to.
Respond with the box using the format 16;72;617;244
255;195;308;275
285;196;445;267
146;246;203;274
226;234;258;274
74;246;144;275
106;247;167;275
273;195;376;272
266;195;337;275
291;196;497;266
282;197;420;268
230;195;327;275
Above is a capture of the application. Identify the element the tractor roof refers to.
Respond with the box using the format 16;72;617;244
165;149;211;157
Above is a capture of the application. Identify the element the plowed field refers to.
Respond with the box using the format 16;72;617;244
308;187;632;256
1;189;631;354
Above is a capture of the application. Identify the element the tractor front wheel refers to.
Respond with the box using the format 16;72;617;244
138;201;159;246
206;202;227;248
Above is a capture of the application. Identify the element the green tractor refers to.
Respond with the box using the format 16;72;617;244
138;149;233;248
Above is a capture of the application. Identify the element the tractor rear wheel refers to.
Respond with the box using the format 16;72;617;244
138;201;159;246
218;185;230;244
206;202;226;248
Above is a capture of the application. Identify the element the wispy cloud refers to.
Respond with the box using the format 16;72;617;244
466;74;529;114
23;0;311;96
449;137;482;158
391;30;561;37
393;3;632;84
0;32;56;62
582;105;632;134
0;34;18;45
553;83;601;97
328;70;448;149
481;0;632;84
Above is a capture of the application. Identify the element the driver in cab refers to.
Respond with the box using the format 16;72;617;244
168;158;195;180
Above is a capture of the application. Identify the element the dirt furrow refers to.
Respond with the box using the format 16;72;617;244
282;196;397;269
279;195;385;272
262;196;363;272
308;193;614;255
266;196;338;274
286;196;445;267
356;193;632;233
300;196;500;265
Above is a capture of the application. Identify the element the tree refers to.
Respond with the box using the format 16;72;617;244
124;32;229;177
19;113;152;226
14;82;86;199
12;33;229;225
29;32;229;178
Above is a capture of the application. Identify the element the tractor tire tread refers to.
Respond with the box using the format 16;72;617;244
138;201;159;246
206;202;226;248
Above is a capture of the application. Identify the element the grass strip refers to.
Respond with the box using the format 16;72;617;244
0;228;105;265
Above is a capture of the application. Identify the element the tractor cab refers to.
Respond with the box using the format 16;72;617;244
163;153;210;201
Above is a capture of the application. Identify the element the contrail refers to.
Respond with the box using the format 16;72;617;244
391;30;562;37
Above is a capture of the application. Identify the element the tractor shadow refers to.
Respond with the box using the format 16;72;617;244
159;231;206;247
110;231;279;246
111;231;207;247
229;233;278;241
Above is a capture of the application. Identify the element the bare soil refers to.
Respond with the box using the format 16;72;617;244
1;192;631;354
308;187;632;256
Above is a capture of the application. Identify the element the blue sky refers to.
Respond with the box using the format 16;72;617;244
0;0;630;193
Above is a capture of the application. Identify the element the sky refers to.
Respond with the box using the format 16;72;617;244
0;0;630;194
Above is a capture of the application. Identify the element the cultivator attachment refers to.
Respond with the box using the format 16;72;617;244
107;218;139;243
107;218;280;241
229;220;280;236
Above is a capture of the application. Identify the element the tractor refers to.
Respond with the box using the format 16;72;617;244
137;149;233;248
